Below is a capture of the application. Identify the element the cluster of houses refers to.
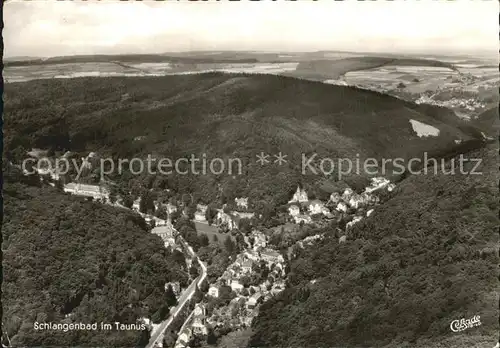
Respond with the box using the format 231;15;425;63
287;186;335;224
204;246;286;330
174;232;287;348
288;178;395;245
415;93;486;113
174;303;208;348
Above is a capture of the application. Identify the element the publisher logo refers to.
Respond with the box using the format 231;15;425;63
450;315;481;332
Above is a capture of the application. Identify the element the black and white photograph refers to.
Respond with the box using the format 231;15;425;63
1;1;499;347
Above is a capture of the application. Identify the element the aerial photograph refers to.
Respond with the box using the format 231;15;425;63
1;1;498;348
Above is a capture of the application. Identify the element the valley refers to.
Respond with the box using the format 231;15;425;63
2;52;498;348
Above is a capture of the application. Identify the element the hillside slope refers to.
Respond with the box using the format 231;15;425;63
250;144;498;348
2;165;189;347
4;73;482;205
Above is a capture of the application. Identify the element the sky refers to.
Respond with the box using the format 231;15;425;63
4;0;499;58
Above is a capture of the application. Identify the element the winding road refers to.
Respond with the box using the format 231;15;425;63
146;225;207;348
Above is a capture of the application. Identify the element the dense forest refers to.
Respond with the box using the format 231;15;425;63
472;106;499;137
2;163;189;347
4;73;482;210
250;145;498;348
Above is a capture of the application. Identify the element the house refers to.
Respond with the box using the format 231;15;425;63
288;185;308;203
175;327;192;348
260;249;285;264
165;282;181;296
249;285;260;294
293;214;312;224
221;270;233;285
271;284;285;296
247;293;263;309
234;197;249;210
328;192;342;205
208;285;219;298
138;317;153;331
244;250;259;262
230;280;244;293
194;211;206;222
194;303;206;319
306;200;330;215
288;204;300;216
215;211;238;230
233;211;255;219
192;321;208;336
153;225;174;241
365;177;394;193
192;303;207;334
132;198;141;212
341;188;354;202
64;183;110;201
339;235;347;243
241;260;253;274
166;203;178;214
196;204;208;214
336;202;348;213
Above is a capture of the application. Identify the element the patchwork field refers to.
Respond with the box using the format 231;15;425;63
5;53;497;120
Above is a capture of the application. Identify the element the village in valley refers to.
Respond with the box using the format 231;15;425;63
20;148;397;348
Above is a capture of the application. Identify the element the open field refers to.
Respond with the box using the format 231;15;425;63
5;52;497;120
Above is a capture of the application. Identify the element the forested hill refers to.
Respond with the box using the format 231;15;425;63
2;164;189;347
4;73;483;206
250;144;498;348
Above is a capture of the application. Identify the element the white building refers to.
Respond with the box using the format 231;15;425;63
365;177;395;193
247;293;263;309
293;214;312;224
307;200;330;215
346;216;363;230
241;260;253;274
167;203;178;214
132;198;141;212
230;280;244;293
233;211;255;219
192;303;208;335
194;211;206;222
260;250;285;264
336;202;348;213
251;231;267;250
216;211;237;230
165;282;181;296
208;285;219;298
63;183;110;201
341;188;354;202
175;328;192;348
328;192;342;205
